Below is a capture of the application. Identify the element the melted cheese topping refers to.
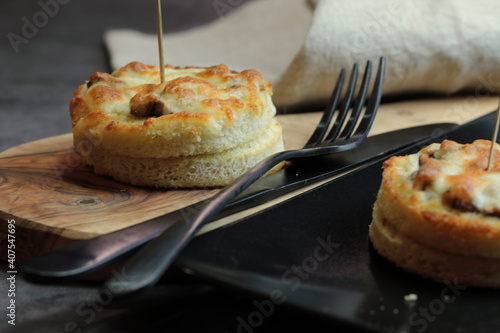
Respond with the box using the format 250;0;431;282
80;62;272;124
412;140;500;216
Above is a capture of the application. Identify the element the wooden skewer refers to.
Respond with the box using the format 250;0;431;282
155;0;165;83
486;99;500;171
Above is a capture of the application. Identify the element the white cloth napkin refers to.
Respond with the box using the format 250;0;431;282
274;0;500;110
105;0;500;111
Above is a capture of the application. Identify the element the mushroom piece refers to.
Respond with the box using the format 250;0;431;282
129;93;167;117
86;72;117;88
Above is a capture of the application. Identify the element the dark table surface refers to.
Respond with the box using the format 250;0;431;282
0;1;361;332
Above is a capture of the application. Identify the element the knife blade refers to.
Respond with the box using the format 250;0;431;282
21;122;457;283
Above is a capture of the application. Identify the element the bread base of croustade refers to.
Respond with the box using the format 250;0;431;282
369;203;500;288
77;120;284;188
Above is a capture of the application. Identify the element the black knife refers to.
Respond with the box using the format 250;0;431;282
21;123;457;283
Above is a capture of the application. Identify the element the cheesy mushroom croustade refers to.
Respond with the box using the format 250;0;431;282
369;139;500;287
69;62;284;188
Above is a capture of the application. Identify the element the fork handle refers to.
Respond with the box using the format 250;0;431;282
104;150;294;296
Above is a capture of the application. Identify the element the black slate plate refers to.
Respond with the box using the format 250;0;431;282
177;112;500;333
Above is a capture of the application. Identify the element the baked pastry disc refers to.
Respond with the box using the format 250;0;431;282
369;139;500;288
69;62;284;188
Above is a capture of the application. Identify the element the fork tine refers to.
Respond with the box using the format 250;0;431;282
351;57;386;138
337;60;372;140
324;62;359;142
304;68;346;147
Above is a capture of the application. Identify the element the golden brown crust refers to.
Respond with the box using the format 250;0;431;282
370;140;500;287
80;120;284;188
370;204;500;288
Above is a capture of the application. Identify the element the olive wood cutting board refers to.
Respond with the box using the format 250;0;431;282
0;96;497;262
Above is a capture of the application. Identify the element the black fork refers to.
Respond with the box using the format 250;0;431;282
103;57;387;296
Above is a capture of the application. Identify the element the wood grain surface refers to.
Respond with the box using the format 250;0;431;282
0;95;497;262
